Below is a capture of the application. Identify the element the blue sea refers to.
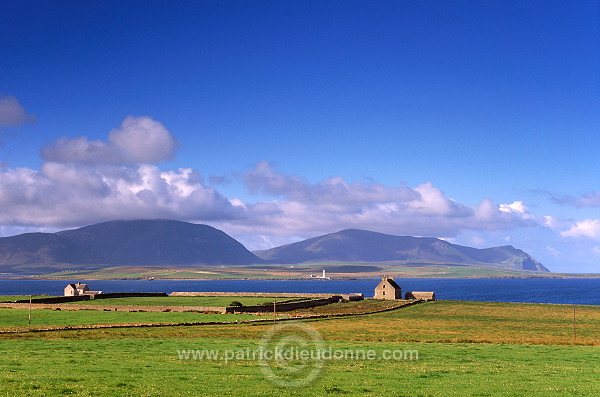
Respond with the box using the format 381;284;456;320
0;278;599;305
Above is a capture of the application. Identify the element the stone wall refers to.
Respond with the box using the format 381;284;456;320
8;292;168;304
93;292;168;299
226;296;342;313
11;296;91;304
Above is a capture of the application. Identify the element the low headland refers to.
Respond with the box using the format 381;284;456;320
15;262;600;280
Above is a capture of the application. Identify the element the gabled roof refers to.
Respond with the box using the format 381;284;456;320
385;278;401;289
65;283;89;291
378;277;401;289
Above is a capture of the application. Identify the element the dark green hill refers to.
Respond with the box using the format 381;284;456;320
0;220;263;273
0;223;549;275
253;229;549;272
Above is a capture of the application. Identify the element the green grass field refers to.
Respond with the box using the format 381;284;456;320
0;296;60;302
0;308;276;330
2;337;599;396
64;296;301;307
1;295;312;307
1;300;599;396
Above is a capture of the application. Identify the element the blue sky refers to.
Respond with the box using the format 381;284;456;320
1;0;599;272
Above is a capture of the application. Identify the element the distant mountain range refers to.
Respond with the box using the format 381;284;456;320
0;219;263;274
253;229;549;272
0;220;548;274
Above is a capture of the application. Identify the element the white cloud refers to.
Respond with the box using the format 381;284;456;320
560;219;600;239
0;163;243;227
499;201;531;217
407;183;471;216
0;150;540;247
0;95;36;127
41;136;117;164
216;162;539;243
108;116;179;163
244;161;418;209
41;116;178;164
0;116;235;229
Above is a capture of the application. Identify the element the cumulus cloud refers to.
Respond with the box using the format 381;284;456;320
41;116;179;164
0;115;237;229
499;201;531;217
215;162;539;242
109;116;179;163
407;183;471;216
0;146;540;246
244;161;418;209
0;95;36;127
0;163;243;227
560;219;600;240
41;136;120;164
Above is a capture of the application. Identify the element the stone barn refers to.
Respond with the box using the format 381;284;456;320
405;291;436;301
374;276;402;300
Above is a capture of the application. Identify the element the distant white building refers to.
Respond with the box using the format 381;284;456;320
307;270;330;280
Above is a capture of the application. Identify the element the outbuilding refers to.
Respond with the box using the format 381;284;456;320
405;291;436;301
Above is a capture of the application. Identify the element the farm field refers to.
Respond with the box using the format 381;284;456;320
0;308;275;330
1;300;599;396
1;337;599;396
0;296;60;302
63;296;302;307
0;298;401;331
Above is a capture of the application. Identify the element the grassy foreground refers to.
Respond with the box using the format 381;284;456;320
0;308;275;330
1;300;600;396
